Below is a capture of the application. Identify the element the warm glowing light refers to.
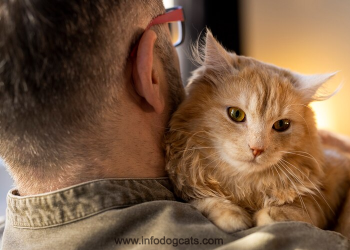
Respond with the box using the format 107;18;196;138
310;102;333;130
241;0;350;135
163;0;174;8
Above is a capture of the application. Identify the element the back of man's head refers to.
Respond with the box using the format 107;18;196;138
0;0;170;192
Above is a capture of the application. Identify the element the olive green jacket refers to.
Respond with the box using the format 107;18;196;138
0;178;349;249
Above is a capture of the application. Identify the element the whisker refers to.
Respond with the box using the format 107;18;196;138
280;151;321;168
273;165;286;189
280;158;334;215
276;162;312;223
203;151;221;162
279;161;323;215
269;165;274;178
276;163;309;215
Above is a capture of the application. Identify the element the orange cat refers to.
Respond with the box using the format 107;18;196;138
165;30;350;233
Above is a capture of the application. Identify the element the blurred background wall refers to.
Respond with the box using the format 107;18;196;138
240;0;350;136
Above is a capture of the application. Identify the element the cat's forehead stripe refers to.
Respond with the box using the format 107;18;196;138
239;71;289;120
247;93;258;111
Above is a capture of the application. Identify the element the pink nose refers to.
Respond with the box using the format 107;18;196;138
250;146;264;157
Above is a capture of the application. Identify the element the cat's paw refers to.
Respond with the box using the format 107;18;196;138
192;198;252;233
208;207;253;233
254;206;312;226
254;207;276;226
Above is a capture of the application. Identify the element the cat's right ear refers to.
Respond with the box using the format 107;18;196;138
202;30;237;74
292;72;339;102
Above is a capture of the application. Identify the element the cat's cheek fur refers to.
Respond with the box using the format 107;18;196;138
192;198;253;233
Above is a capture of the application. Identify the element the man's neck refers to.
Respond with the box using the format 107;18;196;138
16;107;168;196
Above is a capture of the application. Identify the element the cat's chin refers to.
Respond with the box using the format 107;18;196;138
226;157;277;174
245;161;272;172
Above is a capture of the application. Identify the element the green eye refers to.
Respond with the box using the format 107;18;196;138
273;119;291;132
228;107;246;122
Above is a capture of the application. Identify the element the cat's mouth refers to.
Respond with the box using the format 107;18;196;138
246;154;276;169
249;155;263;163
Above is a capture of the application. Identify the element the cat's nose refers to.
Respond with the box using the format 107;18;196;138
249;146;264;157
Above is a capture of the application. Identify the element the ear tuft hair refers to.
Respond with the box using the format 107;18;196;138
292;72;340;102
191;28;237;75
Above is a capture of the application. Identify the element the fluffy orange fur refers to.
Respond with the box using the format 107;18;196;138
165;30;350;233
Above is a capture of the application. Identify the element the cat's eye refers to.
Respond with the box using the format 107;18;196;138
273;119;291;132
228;107;246;122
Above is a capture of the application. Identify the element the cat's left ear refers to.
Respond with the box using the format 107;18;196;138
292;72;337;102
203;29;237;74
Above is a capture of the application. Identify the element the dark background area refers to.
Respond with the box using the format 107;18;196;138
173;0;241;84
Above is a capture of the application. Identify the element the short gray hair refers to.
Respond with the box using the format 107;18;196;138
0;0;166;188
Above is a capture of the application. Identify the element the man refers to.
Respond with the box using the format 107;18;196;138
0;0;349;249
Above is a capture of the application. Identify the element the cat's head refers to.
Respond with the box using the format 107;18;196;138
177;30;336;175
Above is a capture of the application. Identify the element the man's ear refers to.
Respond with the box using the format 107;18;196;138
132;30;165;114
